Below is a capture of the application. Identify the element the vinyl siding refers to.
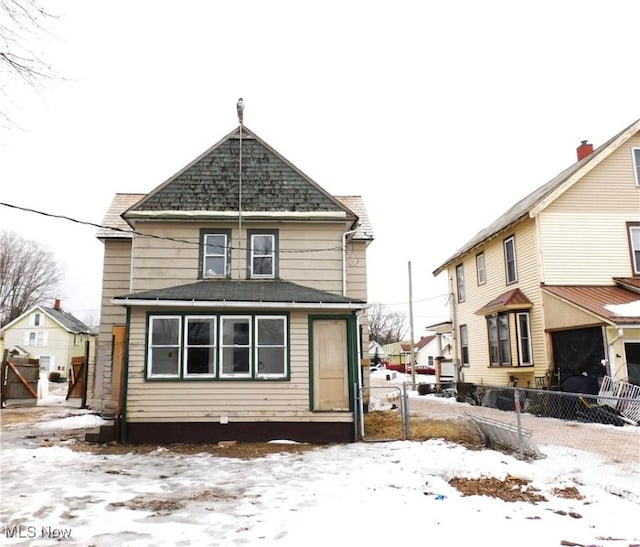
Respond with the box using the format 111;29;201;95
540;133;640;284
452;218;547;386
125;308;351;423
129;221;355;296
91;239;132;409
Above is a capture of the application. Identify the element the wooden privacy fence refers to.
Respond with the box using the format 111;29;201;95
0;355;40;407
66;356;85;399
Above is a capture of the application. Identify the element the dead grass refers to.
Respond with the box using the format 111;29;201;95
449;475;548;503
363;410;485;449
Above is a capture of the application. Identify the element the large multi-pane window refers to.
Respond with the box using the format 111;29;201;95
249;231;277;278
146;314;288;379
486;311;532;367
487;313;511;366
26;331;47;347
456;263;465;302
201;230;230;278
504;236;517;284
628;222;640;275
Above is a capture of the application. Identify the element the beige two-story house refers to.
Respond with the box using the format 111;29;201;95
91;124;374;443
433;118;640;389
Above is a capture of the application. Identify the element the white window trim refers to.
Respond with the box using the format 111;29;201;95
219;315;252;378
250;233;275;279
183;316;217;378
147;316;181;378
504;236;518;284
516;312;533;366
32;312;43;327
633;147;640;187
630;224;640;275
456;263;465;302
203;233;228;278
476;253;486;285
254;315;288;378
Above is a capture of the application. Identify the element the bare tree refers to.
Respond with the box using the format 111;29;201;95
366;303;407;346
0;231;61;325
0;0;59;128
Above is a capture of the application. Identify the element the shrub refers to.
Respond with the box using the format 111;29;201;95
417;383;431;396
48;372;61;382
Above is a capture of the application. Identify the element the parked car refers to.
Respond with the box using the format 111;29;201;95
405;364;436;375
369;362;386;372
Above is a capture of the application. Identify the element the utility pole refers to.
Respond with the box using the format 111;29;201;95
408;261;416;388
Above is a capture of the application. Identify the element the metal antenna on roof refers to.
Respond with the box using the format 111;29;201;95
237;98;244;280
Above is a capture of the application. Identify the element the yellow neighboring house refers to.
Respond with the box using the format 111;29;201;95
1;299;95;379
433;118;640;389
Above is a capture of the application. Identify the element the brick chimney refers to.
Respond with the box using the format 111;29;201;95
576;140;593;161
54;299;61;310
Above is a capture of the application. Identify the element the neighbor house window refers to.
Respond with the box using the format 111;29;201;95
633;148;640;186
249;230;277;278
456;264;465;302
148;316;181;377
255;316;288;377
184;316;216;376
460;324;469;365
516;312;533;365
26;331;46;347
476;253;486;285
147;314;288;380
487;313;511;366
628;223;640;275
201;230;231;278
32;313;42;326
504;236;518;284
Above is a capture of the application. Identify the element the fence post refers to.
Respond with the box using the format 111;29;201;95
514;387;524;460
403;383;410;440
0;349;8;408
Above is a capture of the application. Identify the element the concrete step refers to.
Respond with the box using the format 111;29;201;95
84;422;116;443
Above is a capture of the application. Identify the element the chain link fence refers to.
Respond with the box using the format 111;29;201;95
363;376;640;466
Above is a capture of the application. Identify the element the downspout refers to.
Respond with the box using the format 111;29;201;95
355;309;366;441
342;229;357;296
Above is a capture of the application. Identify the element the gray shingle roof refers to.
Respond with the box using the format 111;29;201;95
433;118;640;275
124;126;356;218
41;307;92;334
114;280;365;305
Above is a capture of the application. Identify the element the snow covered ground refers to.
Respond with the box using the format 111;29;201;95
0;381;639;546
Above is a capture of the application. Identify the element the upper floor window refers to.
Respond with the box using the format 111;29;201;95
249;230;278;279
504;236;518;284
456;263;465;302
460;324;469;365
628;222;640;275
476;252;486;285
32;312;43;326
201;230;230;278
25;331;47;347
633;148;640;186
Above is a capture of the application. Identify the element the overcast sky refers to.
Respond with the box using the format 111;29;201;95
1;1;639;328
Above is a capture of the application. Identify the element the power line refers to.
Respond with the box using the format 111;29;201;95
0;201;350;254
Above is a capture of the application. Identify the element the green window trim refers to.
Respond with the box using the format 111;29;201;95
145;312;290;381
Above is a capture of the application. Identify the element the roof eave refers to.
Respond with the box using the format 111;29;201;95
111;298;366;310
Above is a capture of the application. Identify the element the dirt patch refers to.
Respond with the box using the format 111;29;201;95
449;475;548;503
70;440;324;458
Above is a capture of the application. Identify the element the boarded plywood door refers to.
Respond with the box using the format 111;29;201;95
313;319;349;411
112;326;127;410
